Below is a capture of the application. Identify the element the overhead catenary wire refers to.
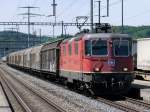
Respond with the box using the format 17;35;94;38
67;0;89;22
111;1;150;24
68;0;117;24
57;0;80;17
19;6;42;47
77;0;128;25
2;0;150;36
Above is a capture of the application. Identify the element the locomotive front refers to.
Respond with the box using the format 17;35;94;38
83;33;134;95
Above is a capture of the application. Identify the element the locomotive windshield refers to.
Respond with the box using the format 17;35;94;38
113;40;129;56
85;39;107;56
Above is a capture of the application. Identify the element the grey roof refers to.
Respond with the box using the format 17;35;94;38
62;33;131;43
84;33;130;39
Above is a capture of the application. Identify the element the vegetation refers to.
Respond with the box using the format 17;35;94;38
0;31;73;43
112;26;150;38
0;25;150;43
0;31;47;42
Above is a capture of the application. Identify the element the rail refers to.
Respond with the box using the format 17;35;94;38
97;97;139;112
0;69;32;112
125;97;150;109
0;67;66;112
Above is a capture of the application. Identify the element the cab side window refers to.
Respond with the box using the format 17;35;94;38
75;42;78;55
63;45;66;56
85;40;91;56
68;43;72;55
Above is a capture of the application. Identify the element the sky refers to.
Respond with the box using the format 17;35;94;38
0;0;150;36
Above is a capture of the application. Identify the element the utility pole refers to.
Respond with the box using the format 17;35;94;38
64;25;67;38
96;1;101;23
4;27;18;32
51;0;57;17
16;25;19;39
19;6;41;47
107;0;109;17
90;0;94;32
121;0;124;33
27;7;30;47
3;48;5;57
61;21;64;37
50;0;57;38
39;29;42;44
4;27;18;39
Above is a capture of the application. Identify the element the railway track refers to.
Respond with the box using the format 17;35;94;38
97;96;150;112
124;97;150;109
0;70;31;112
0;67;66;112
112;96;150;112
0;82;14;112
134;71;150;81
2;64;150;112
97;97;140;112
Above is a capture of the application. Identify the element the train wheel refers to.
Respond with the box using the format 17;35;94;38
67;82;74;90
83;83;95;97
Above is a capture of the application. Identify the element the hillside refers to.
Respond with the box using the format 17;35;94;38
0;31;50;43
0;26;150;42
112;26;150;38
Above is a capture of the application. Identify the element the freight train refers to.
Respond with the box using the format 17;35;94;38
7;33;134;95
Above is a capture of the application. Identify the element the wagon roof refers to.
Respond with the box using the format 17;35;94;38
31;45;43;54
24;47;33;55
9;49;26;56
41;39;63;51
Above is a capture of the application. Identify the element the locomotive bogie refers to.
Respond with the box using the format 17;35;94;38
92;73;134;94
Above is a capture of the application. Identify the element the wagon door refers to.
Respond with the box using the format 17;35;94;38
41;40;62;76
56;48;60;77
48;48;60;76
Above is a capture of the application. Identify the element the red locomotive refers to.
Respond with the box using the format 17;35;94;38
59;33;134;95
7;33;134;95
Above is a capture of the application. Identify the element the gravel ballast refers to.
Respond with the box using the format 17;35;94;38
1;64;123;112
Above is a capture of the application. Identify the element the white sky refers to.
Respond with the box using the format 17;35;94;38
0;0;150;36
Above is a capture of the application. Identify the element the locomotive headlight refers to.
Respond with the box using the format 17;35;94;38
95;67;100;72
123;68;128;71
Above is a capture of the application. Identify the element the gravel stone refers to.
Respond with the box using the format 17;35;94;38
2;64;124;112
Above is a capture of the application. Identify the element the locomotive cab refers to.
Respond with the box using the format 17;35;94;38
82;33;134;94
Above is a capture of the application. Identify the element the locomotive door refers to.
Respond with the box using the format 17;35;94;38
80;41;84;81
56;48;60;77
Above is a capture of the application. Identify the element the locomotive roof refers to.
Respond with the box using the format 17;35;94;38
62;33;130;43
85;33;130;39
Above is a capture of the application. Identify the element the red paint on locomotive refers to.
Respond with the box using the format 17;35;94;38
60;34;133;73
59;33;134;95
